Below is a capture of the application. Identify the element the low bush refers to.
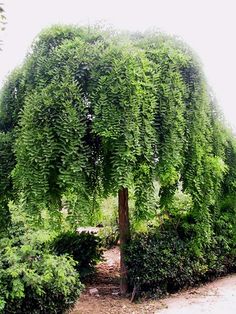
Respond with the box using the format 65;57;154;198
51;231;103;278
0;232;83;314
125;225;236;297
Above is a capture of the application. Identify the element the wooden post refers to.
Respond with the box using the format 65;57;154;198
118;187;130;295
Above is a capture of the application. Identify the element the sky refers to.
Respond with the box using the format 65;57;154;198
0;0;236;129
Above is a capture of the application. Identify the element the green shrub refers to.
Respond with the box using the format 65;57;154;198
52;231;103;278
0;234;83;314
125;226;236;297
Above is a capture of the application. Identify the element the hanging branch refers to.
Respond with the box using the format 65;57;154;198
0;3;6;50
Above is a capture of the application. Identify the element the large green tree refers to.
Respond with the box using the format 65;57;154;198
0;25;234;293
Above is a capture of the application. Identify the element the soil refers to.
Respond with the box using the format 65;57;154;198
70;246;236;314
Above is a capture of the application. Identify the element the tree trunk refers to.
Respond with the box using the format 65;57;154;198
118;187;130;295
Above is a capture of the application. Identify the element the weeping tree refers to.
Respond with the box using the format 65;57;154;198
0;25;234;294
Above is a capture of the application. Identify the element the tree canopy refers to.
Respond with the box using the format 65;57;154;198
1;27;236;293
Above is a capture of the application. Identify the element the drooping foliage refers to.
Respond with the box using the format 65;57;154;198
0;3;6;50
138;38;190;207
0;68;26;233
13;76;88;211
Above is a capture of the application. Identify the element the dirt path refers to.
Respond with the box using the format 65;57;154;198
71;246;236;314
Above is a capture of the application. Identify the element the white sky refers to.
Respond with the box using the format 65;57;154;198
0;0;236;129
